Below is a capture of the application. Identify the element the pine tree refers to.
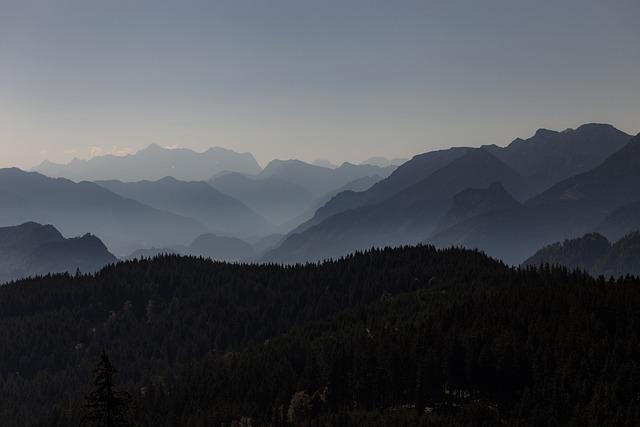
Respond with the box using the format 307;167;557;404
81;351;132;427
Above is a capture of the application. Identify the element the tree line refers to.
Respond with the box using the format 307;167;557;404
0;247;638;426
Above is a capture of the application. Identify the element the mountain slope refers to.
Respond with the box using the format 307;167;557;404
431;134;640;264
523;231;640;277
279;174;383;232
210;161;392;226
484;123;631;192
34;144;261;181
598;200;640;241
0;168;207;255
209;172;316;226
597;232;640;277
265;148;530;263
259;159;394;195
0;246;638;425
0;222;116;283
432;182;522;235
97;177;273;237
522;233;612;273
361;156;408;167
294;147;472;234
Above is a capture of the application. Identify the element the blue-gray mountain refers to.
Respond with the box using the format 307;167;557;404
264;147;532;263
0;168;207;255
209;160;393;226
265;124;635;264
0;222;116;284
430;131;640;263
484;123;630;192
126;233;254;262
34;144;261;182
96;177;273;238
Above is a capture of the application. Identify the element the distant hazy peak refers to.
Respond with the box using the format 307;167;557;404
312;159;338;169
360;156;408;168
33;144;262;181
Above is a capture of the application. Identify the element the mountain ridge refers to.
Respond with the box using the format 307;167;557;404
0;222;116;283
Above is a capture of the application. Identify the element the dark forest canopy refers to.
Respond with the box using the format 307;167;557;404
0;246;638;426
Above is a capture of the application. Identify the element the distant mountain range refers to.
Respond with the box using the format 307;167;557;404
126;233;254;262
264;147;532;263
264;124;636;264
7;122;639;274
96;177;273;238
523;231;640;277
0;222;116;283
0;168;206;255
361;156;408;168
34;144;261;182
209;160;393;226
430;131;640;263
484;123;630;192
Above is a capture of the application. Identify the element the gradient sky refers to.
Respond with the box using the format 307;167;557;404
1;0;638;169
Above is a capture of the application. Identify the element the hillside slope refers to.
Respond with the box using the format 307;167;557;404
0;247;638;425
0;168;207;255
0;222;116;283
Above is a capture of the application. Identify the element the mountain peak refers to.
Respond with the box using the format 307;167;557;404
144;143;164;152
533;128;559;139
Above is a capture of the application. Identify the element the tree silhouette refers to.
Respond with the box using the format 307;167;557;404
81;351;132;427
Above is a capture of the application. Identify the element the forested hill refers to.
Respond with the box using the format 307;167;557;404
1;247;639;426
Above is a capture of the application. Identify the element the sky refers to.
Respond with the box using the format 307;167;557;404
0;0;638;169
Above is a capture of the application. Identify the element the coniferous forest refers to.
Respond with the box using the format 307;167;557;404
0;246;638;426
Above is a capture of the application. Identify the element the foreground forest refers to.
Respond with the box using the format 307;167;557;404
0;247;639;426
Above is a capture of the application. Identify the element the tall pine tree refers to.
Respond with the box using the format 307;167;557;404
81;351;132;427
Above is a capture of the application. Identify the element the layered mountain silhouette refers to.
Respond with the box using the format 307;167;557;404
278;174;383;232
432;182;522;235
210;160;393;225
34;144;261;182
264;148;531;263
523;231;640;278
598;200;640;241
430;132;640;264
209;172;316;226
0;222;116;283
126;233;254;262
266;124;636;264
96;177;273;238
311;159;338;169
361;156;408;168
257;159;395;196
484;123;631;192
294;147;472;234
0;168;206;255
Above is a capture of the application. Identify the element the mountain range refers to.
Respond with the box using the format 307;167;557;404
34;144;261;182
0;168;207;255
484;123;630;192
126;233;254;262
430;132;640;263
0;222;116;283
264;124;636;264
96;177;273;238
264;147;532;263
9;122;639;274
209;160;393;226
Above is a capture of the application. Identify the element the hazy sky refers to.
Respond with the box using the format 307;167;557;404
1;0;638;169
